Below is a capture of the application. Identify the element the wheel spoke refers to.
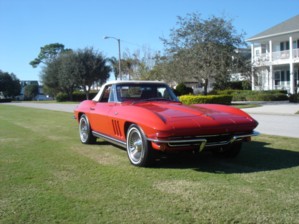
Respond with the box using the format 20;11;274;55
127;127;144;164
131;149;141;160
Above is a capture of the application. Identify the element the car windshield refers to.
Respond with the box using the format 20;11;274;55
116;83;179;102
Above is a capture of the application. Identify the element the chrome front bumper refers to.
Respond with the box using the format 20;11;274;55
147;131;260;151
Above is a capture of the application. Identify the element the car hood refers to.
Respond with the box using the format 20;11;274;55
135;102;258;134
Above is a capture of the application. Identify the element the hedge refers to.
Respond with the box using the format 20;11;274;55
0;98;12;103
214;89;288;101
289;94;299;103
56;91;98;102
179;94;232;105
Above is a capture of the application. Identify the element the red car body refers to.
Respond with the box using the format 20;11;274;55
74;81;258;166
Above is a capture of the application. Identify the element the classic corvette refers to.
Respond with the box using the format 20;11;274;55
74;81;259;167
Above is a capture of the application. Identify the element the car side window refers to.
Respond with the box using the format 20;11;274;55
99;86;111;102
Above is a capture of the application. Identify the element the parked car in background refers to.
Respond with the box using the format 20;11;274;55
74;81;259;167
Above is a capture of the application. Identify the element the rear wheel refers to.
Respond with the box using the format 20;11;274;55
126;124;154;167
212;142;242;158
79;114;96;144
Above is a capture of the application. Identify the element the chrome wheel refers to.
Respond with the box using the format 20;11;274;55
79;114;96;144
127;124;153;166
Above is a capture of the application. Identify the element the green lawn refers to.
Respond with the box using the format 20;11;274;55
1;105;299;224
231;103;261;109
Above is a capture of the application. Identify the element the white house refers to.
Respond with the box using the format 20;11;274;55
247;14;299;94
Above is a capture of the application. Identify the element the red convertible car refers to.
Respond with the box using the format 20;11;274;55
74;81;258;167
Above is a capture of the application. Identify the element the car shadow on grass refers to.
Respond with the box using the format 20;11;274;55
152;141;299;173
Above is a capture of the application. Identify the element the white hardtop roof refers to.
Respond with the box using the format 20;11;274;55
93;80;167;101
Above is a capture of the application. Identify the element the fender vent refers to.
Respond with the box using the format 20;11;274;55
112;120;122;137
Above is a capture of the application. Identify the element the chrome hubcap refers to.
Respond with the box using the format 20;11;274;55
127;128;144;164
79;117;88;142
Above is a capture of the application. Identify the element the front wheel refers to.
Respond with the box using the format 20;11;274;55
79;114;96;144
126;124;154;167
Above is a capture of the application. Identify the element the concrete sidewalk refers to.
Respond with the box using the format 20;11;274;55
241;102;299;115
240;102;299;138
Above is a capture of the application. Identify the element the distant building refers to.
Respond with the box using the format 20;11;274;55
16;80;52;101
247;14;299;94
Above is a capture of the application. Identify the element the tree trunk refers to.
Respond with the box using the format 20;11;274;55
203;79;209;95
84;86;90;100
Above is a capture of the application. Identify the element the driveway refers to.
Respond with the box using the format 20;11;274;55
3;102;299;138
3;102;78;113
242;103;299;138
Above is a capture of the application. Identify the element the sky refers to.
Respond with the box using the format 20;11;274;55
1;0;299;82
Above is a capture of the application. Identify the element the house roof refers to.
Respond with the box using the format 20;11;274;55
247;14;299;42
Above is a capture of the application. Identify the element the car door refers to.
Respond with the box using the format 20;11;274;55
88;85;116;137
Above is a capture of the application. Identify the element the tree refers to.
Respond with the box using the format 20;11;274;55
161;13;246;95
30;43;71;68
150;53;180;82
121;47;157;80
76;48;111;99
40;56;62;97
24;84;39;100
57;51;80;100
40;47;111;100
107;57;119;80
0;70;21;98
41;51;80;100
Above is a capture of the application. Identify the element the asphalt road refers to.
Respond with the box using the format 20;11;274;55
3;102;299;138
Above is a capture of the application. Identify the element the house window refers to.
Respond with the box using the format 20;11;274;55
261;44;267;54
280;41;290;51
255;49;260;56
286;71;290;82
295;70;299;87
275;71;281;86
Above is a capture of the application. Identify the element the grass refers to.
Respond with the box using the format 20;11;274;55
1;105;299;223
231;103;261;109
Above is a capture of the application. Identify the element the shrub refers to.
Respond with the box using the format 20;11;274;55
245;92;288;101
56;91;98;102
289;94;299;103
0;98;12;103
72;91;98;102
213;89;288;101
56;92;68;102
180;94;232;105
175;83;193;96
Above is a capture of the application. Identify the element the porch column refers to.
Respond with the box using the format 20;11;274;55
251;43;254;63
251;44;255;90
289;36;293;59
269;40;272;62
269;65;273;90
268;40;273;90
290;64;294;94
290;36;294;94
